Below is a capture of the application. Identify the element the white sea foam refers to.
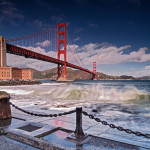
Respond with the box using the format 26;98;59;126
2;81;150;136
31;84;149;102
2;84;149;102
1;82;150;110
41;83;66;86
0;89;33;95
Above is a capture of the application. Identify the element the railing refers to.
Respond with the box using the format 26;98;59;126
1;92;150;141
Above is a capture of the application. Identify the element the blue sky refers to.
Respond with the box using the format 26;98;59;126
1;0;150;77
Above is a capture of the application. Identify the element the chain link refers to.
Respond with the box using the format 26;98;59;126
82;111;150;139
10;101;150;139
10;102;76;118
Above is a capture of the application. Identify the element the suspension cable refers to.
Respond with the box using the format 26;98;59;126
7;28;57;42
67;27;88;69
7;24;57;42
67;42;82;67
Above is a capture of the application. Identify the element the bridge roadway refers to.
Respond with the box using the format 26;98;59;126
6;43;94;75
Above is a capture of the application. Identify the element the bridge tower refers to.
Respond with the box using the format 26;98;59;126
93;62;97;80
57;23;67;81
0;36;7;67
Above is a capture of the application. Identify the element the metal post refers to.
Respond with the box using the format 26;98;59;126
75;107;84;139
0;91;12;127
66;107;89;144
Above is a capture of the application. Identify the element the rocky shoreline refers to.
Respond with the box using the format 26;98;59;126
0;80;41;86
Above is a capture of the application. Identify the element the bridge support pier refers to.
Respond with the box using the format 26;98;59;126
57;63;67;81
0;36;7;67
57;23;68;81
93;62;97;80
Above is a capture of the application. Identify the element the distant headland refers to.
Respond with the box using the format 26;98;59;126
32;67;145;80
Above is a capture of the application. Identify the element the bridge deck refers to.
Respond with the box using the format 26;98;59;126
6;43;94;75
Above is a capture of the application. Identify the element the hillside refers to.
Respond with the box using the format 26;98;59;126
32;67;140;80
141;76;150;80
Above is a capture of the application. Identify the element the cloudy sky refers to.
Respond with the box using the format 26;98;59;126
1;0;150;77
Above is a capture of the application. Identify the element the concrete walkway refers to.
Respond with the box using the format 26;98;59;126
1;106;150;150
0;136;34;150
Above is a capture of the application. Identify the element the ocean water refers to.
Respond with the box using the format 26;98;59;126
1;80;150;134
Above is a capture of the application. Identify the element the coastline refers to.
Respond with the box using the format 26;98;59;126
0;80;41;86
1;80;150;149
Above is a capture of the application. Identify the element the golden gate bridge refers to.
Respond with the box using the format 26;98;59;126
4;23;96;80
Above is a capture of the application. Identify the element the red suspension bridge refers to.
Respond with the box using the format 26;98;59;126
4;23;96;80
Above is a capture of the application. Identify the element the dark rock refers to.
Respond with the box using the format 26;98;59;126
92;109;98;113
0;80;41;86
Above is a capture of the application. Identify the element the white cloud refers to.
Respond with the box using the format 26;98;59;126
7;53;56;71
36;40;51;47
6;41;150;76
74;37;80;42
110;65;150;77
144;65;150;70
0;1;24;27
7;45;57;71
67;44;79;52
6;43;83;70
66;44;84;66
74;43;150;65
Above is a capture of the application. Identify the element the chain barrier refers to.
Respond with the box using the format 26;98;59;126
10;102;76;117
0;128;6;136
82;111;150;139
9;101;150;139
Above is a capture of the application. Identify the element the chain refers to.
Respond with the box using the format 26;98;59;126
0;128;6;136
10;102;76;117
82;111;150;139
10;102;150;139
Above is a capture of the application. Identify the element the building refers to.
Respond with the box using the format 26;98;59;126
0;36;32;80
0;67;32;80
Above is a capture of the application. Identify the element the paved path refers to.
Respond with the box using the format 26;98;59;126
1;107;150;150
0;136;33;150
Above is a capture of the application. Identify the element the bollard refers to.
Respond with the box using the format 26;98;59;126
0;91;12;127
74;107;85;139
66;107;89;144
